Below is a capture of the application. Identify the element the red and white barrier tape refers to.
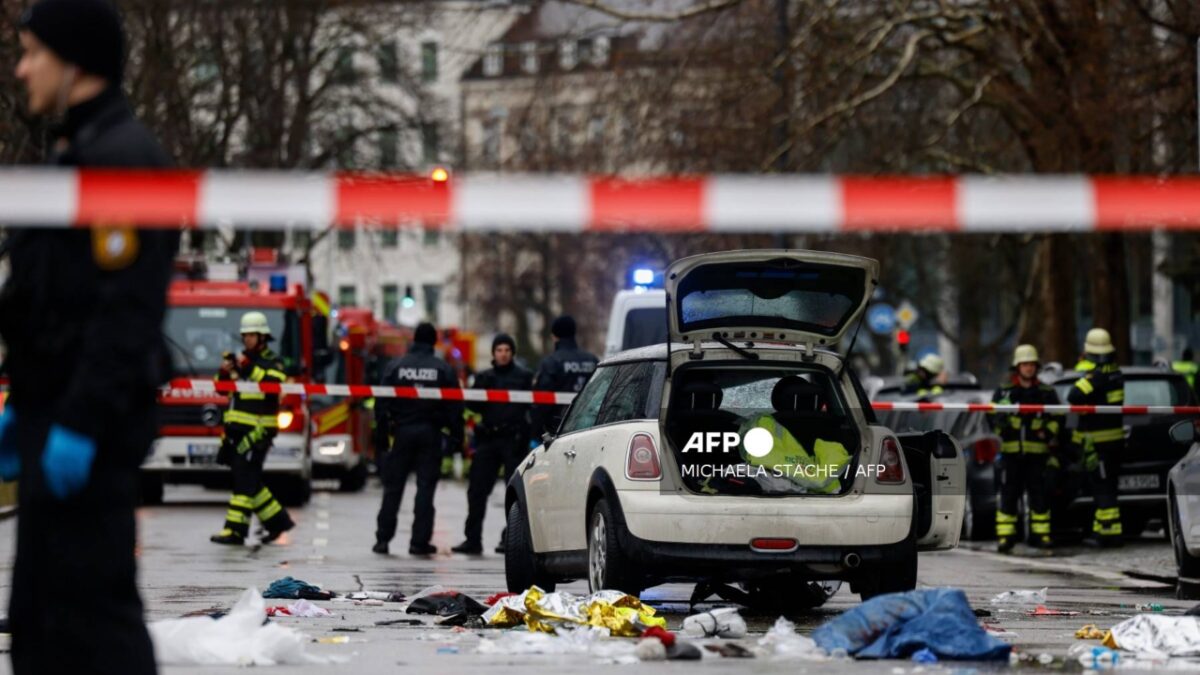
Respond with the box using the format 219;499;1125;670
6;169;1200;232
167;378;576;405
166;379;1200;414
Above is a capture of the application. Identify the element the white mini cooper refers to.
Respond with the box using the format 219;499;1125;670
504;250;965;606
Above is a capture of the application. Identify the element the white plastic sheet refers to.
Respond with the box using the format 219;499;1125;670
1108;615;1200;657
476;626;638;664
989;588;1048;606
756;617;828;660
150;588;338;666
682;607;747;639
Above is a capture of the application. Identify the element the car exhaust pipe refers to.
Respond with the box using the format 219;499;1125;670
842;552;861;569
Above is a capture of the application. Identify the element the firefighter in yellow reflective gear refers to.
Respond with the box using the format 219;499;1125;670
903;354;946;398
210;312;295;545
989;345;1062;552
735;376;851;494
1067;328;1125;547
1173;348;1198;394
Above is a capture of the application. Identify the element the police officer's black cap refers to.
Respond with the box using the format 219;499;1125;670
19;0;125;85
414;322;437;346
551;315;576;339
492;333;516;353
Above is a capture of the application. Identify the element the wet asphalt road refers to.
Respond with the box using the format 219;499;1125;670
0;477;1191;673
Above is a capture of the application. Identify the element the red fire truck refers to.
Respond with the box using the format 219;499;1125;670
143;275;318;505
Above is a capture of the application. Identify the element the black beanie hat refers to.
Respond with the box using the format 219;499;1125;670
492;332;516;353
414;322;437;346
551;315;576;339
19;0;125;85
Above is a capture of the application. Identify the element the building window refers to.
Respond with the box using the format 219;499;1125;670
380;229;398;248
577;39;591;65
521;42;538;74
420;41;438;82
338;284;357;308
377;40;399;83
379;129;398;169
482;111;504;165
381;284;399;323
337;228;356;250
593;36;610;66
483;44;503;77
421;123;439;163
423;229;441;247
559;40;577;70
422;284;442;323
333;47;356;86
336;127;356;169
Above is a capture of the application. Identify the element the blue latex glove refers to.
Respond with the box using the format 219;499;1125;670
42;425;96;499
0;409;18;480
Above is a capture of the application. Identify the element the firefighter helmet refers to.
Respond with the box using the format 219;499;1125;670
919;353;944;375
239;311;271;336
1084;328;1114;355
1012;344;1040;366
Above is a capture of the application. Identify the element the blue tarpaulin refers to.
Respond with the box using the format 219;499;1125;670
812;588;1011;661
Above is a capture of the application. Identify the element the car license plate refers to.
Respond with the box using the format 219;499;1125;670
1118;473;1160;491
187;443;219;465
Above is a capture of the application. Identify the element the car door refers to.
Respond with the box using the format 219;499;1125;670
897;430;966;551
664;249;878;351
534;365;617;551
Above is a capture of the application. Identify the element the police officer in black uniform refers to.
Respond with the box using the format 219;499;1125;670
532;315;599;437
0;2;175;672
373;323;463;556
453;333;533;555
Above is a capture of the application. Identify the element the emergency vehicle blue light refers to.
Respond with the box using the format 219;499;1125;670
269;274;287;293
632;268;655;286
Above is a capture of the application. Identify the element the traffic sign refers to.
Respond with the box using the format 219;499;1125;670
866;304;896;334
896;300;919;330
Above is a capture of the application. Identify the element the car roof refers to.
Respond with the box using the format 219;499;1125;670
598;341;844;367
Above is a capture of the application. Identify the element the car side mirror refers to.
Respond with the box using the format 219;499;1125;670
542;432;556;449
1170;420;1196;446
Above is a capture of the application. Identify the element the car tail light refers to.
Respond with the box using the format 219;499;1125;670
876;437;905;484
973;437;1000;464
751;538;798;552
626;433;661;480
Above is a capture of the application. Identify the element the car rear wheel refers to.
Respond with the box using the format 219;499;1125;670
1171;494;1200;580
505;501;556;593
588;499;641;595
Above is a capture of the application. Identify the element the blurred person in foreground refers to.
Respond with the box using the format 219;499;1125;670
1;0;178;672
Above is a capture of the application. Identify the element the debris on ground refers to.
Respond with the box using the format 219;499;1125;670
262;577;334;601
344;591;405;603
375;618;425;627
265;599;333;618
812;588;1012;661
150;588;338;666
756;617;827;660
1103;614;1200;656
989;587;1047;606
1027;605;1080;617
1068;643;1121;668
316;635;350;645
1135;603;1165;613
681;607;747;639
1076;624;1109;640
482;586;665;636
475;625;638;664
406;590;488;618
704;643;755;658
